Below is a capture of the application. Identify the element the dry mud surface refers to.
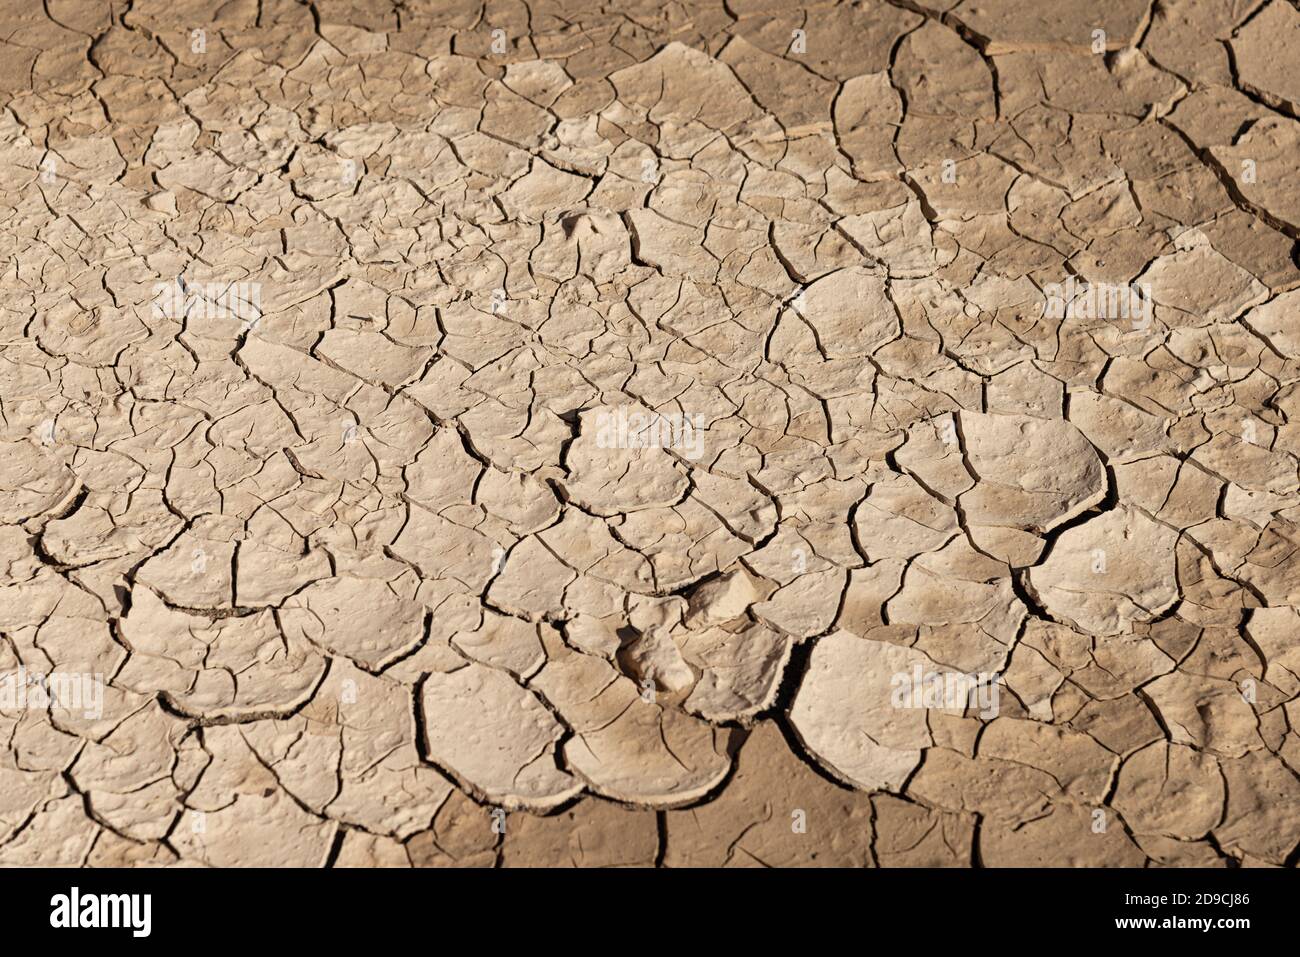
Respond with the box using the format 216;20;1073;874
2;0;1299;868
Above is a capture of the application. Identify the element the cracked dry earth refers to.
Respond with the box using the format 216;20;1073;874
2;0;1300;871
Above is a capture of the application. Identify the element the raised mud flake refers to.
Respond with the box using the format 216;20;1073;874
279;575;427;671
499;157;593;222
38;488;179;569
1027;508;1180;637
794;267;900;359
1064;391;1172;464
612;496;755;591
170;727;337;868
788;631;936;793
853;470;960;562
985;361;1064;420
956;411;1107;534
518;613;730;806
907;747;1065;829
1142;0;1243;87
886;537;1025;673
389;505;501;593
419;662;581;811
617;626;695;693
750;566;848;639
978;717;1116;806
1143;671;1263;759
680;621;794;724
0;441;79;524
68;702;187;843
683;567;764;629
718;35;837;138
1135;232;1270;328
242;662;453;839
1244;606;1300;696
1209;116;1300;231
562;700;734;808
1055;694;1164;760
1242;289;1300;359
893;21;995;120
116;589;326;721
1112;740;1224;841
233;538;332;606
134;530;236;610
1230;1;1300;114
838;199;953;277
562;405;690;517
1020;617;1176;702
0;794;101;867
334;831;413;868
832;72;903;180
451;611;549;680
485;537;579;620
1188;431;1298;498
894;413;977;503
0;764;66;848
1213;750;1300;865
609;41;766;136
950;0;1151;54
315;328;433;387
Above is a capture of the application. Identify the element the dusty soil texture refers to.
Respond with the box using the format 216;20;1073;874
2;0;1299;868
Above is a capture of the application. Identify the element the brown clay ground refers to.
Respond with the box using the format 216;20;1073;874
1;0;1299;867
